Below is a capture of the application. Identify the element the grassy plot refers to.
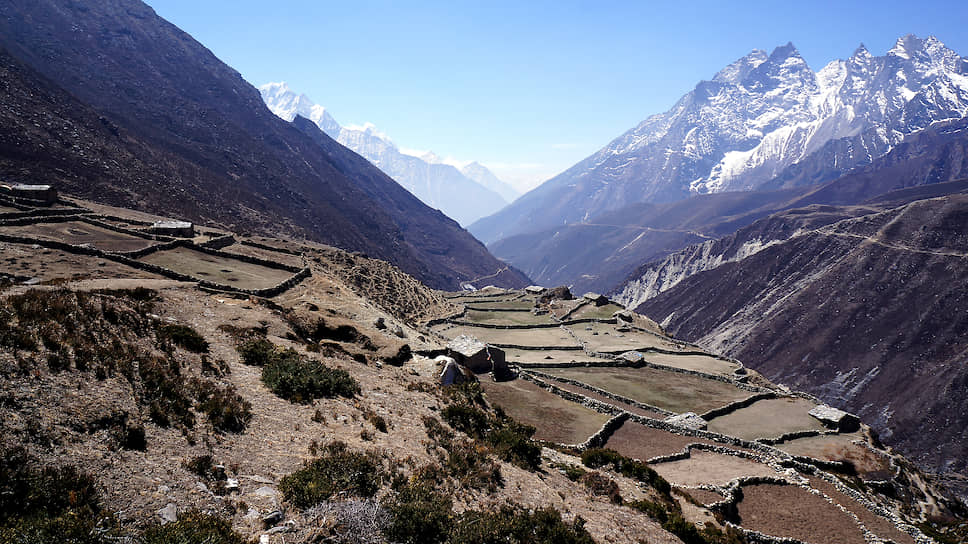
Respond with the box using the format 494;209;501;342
2;221;157;252
569;302;625;320
139;246;294;289
545;366;750;414
224;243;304;268
651;450;778;487
462;308;557;326
706;397;825;440
735;483;868;544
480;378;610;445
779;433;894;480
643;353;740;377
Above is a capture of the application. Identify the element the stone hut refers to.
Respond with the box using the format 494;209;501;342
149;220;195;238
582;292;609;306
808;405;860;432
4;184;57;204
447;335;507;376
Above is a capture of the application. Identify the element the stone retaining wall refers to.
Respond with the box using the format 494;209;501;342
700;392;778;420
239;239;303;257
199;235;236;250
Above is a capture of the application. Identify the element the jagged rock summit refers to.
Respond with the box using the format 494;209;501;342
471;34;968;244
259;82;517;226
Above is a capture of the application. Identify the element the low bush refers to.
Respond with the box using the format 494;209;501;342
280;442;383;508
141;510;247;544
261;349;359;403
157;323;209;353
581;448;670;495
237;337;276;367
581;471;623;504
383;479;453;544
139;356;195;429
438;404;541;471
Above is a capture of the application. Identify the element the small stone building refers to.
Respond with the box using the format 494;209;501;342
447;335;507;376
808;405;860;432
582;292;609;306
4;184;57;204
149;220;195;238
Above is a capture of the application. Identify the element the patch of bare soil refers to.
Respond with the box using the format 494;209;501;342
735;483;868;544
605;421;717;461
480;378;611;445
807;476;916;544
779;432;894;480
678;487;725;506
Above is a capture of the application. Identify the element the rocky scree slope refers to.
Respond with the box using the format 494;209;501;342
260;82;515;226
471;35;968;245
0;0;527;290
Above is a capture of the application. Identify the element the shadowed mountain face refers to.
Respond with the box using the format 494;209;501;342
0;0;528;290
630;195;968;480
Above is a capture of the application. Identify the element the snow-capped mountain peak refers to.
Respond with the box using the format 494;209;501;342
469;34;968;244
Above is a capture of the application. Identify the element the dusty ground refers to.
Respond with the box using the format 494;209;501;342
545;381;667;419
735;483;868;544
0;241;161;283
779;432;895;480
642;353;740;376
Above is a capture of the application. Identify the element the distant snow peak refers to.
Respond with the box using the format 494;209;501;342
259;82;514;225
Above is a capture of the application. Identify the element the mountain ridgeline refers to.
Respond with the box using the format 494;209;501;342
0;0;528;291
259;82;517;226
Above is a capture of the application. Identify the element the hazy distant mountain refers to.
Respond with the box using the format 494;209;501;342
0;0;529;290
471;35;968;244
460;161;519;203
260;83;516;226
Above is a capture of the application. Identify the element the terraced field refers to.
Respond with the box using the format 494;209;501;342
2;220;157;252
139;246;294;289
433;287;928;544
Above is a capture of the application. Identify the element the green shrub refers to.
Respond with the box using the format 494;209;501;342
237;337;276;366
261;349;359;403
441;404;489;439
438;405;541;471
139;357;195;429
0;446;111;544
383;480;453;544
141;511;246;544
280;442;383;508
580;471;622;504
157;324;209;353
446;505;596;544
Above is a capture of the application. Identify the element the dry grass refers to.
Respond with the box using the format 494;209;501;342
441;325;580;348
651;450;779;487
605;422;716;460
462;309;557;326
503;348;611;365
546;366;751;414
0;241;160;283
223;243;304;268
565;322;685;353
643;353;739;376
139;246;294;289
706;397;826;440
571;303;624;320
481;378;611;445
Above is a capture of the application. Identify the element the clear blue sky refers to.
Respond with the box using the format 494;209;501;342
146;0;968;191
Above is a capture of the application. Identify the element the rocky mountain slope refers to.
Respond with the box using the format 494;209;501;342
623;192;968;493
1;191;964;543
260;82;515;226
471;35;968;245
0;0;527;290
497;114;968;295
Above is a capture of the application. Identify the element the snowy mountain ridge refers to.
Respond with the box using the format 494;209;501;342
259;82;518;225
469;34;968;244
